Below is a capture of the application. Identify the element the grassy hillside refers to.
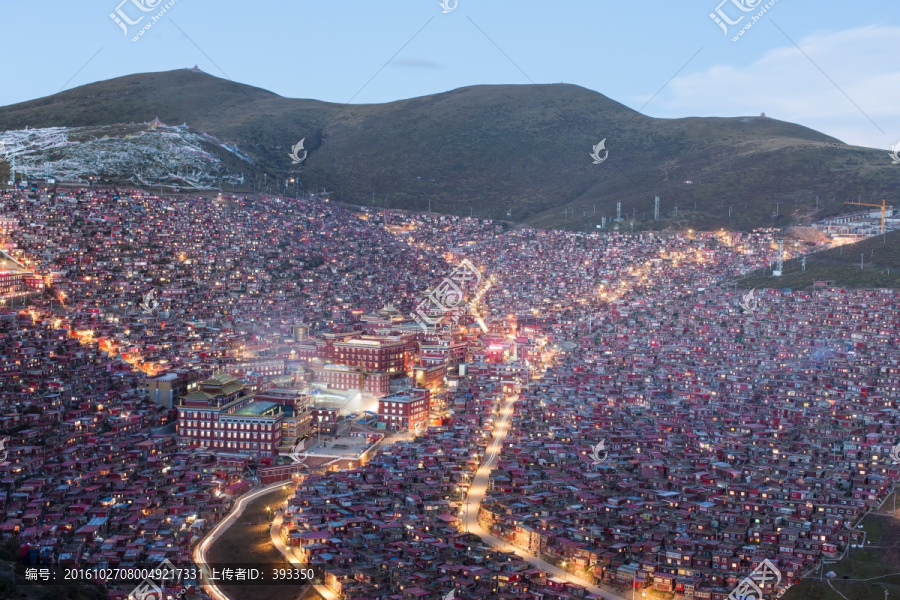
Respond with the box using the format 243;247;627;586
1;69;898;231
782;491;900;600
739;230;900;288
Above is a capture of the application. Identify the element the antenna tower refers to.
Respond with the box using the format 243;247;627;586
773;239;784;276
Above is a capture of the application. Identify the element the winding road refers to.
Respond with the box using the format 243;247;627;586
462;394;628;600
269;512;339;600
207;393;626;600
193;481;289;600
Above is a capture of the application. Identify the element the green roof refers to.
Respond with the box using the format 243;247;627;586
232;400;279;417
200;372;238;387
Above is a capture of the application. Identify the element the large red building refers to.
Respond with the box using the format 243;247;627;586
0;270;25;297
333;336;407;373
295;332;412;376
0;249;41;298
309;362;391;397
253;387;312;442
377;388;430;431
177;372;283;458
295;331;417;376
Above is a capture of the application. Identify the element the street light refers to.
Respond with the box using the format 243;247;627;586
632;581;646;600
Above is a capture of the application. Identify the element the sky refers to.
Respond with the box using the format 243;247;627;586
0;0;897;150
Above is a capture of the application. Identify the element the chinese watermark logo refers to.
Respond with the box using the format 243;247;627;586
288;439;309;466
129;558;187;600
439;0;458;13
739;288;758;312
289;139;308;165
0;436;9;463
728;558;781;600
139;289;160;314
443;589;456;600
589;439;608;465
890;440;900;465
889;141;900;165
710;0;779;42
590;139;609;165
110;0;180;42
413;258;485;331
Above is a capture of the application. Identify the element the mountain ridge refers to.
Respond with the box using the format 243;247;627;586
1;69;896;231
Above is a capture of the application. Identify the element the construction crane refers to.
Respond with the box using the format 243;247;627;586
844;198;892;235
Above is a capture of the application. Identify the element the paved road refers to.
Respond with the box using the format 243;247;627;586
313;585;339;600
271;511;341;600
194;481;288;600
462;394;628;600
270;511;304;566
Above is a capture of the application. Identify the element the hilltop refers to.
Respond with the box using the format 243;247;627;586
1;69;898;230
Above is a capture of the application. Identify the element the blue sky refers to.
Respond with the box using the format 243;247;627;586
1;0;897;149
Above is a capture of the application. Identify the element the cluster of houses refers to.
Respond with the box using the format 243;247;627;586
0;308;238;599
276;378;541;599
478;286;900;599
1;184;897;600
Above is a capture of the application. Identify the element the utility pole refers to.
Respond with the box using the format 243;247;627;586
654;196;660;221
774;240;784;276
465;500;470;533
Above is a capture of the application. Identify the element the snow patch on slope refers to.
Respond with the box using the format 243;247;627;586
0;121;252;189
